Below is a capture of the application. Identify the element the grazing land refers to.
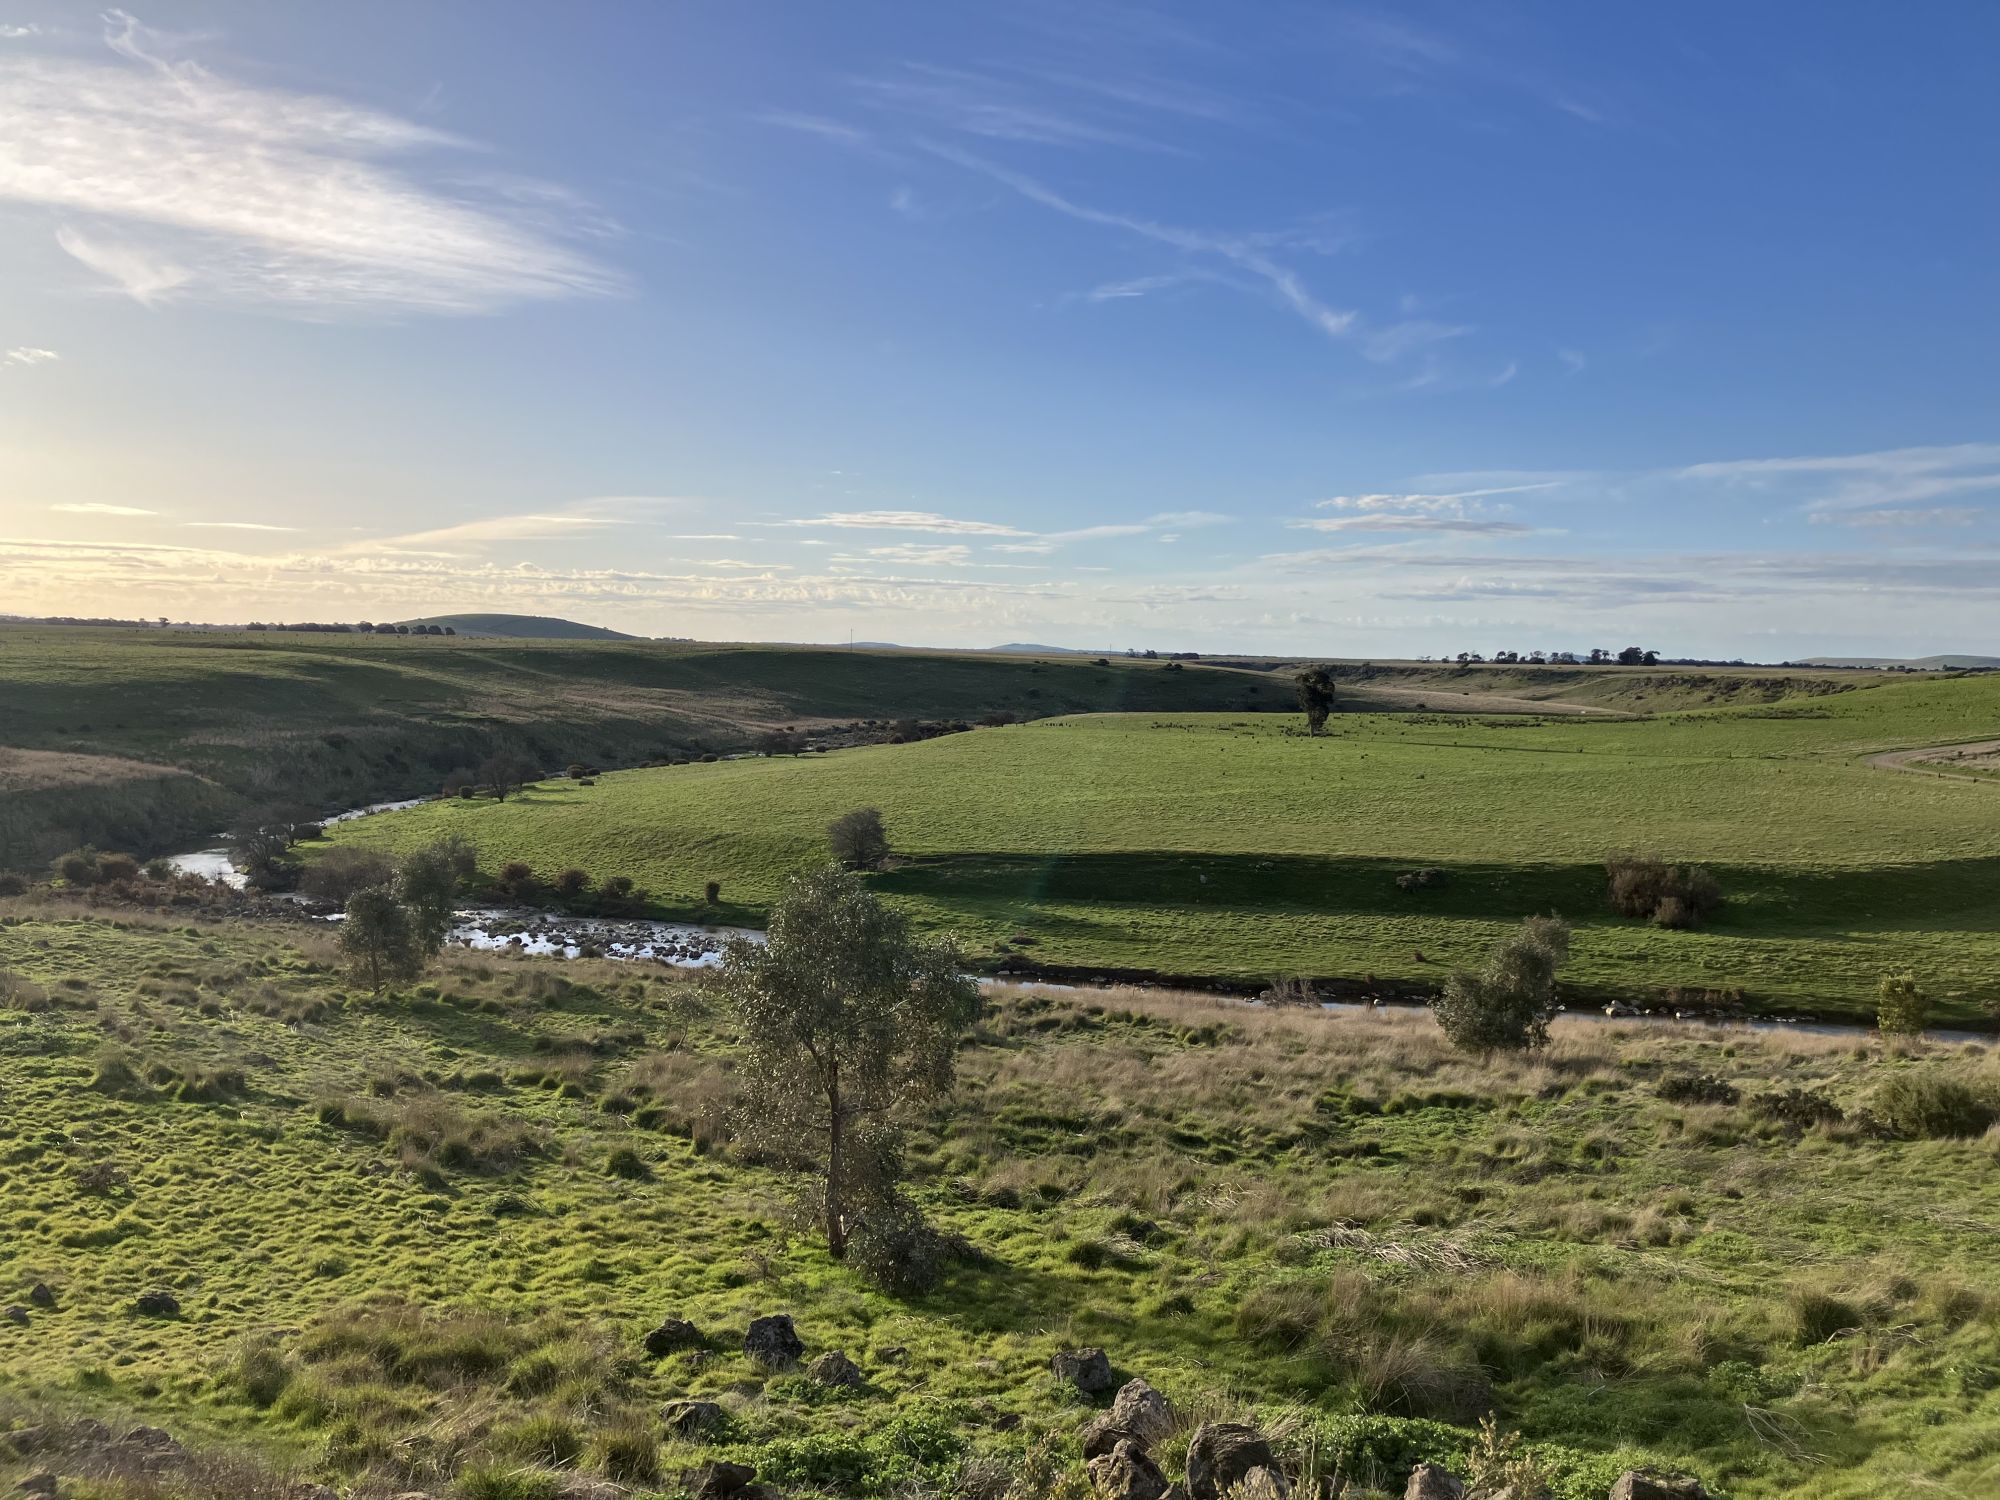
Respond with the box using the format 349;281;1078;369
323;673;2000;1022
0;627;1267;867
5;907;2000;1499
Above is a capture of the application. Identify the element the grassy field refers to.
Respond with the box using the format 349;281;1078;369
321;673;2000;1022
0;626;1270;868
5;906;2000;1498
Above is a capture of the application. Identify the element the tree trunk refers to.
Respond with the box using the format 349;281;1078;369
825;1067;847;1260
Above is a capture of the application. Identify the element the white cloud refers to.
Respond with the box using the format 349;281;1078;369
1558;348;1586;375
0;14;619;314
186;521;298;532
864;543;972;565
1292;515;1534;535
1145;509;1231;527
1811;507;1980;529
367;513;619;552
52;501;155;516
782;509;1030;536
3;345;58;366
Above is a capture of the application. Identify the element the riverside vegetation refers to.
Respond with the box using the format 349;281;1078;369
5;883;2000;1500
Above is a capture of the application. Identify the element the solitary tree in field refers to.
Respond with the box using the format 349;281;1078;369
339;885;423;993
828;807;892;871
1877;972;1929;1036
1295;666;1338;736
396;841;471;953
706;866;978;1263
1431;915;1571;1055
478;752;541;801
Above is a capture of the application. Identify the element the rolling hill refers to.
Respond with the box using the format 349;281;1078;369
396;613;637;640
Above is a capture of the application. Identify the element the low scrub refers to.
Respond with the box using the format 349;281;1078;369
1874;1069;1999;1139
1605;853;1723;928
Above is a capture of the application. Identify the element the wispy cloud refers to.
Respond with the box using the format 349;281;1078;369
864;542;972;565
52;501;154;516
185;521;298;532
781;509;1030;536
1557;348;1586;375
367;512;621;553
1294;514;1533;535
3;345;58;366
1811;507;1980;529
0;12;619;314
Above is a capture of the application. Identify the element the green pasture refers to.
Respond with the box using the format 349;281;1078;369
323;674;2000;1020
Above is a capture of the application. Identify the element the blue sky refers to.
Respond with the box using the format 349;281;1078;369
2;3;1996;657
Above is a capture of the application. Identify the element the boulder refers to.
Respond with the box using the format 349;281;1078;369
120;1427;188;1469
17;1476;58;1500
1186;1423;1278;1500
1108;1378;1176;1446
1051;1346;1116;1395
132;1290;180;1318
743;1315;804;1369
1235;1470;1289;1500
286;1486;340;1500
0;1428;47;1457
559;1481;627;1500
1081;1417;1143;1460
2;1307;26;1327
808;1350;863;1388
1087;1437;1169;1500
1403;1465;1463;1500
644;1318;703;1357
690;1461;757;1500
27;1285;54;1309
661;1399;726;1438
1608;1475;1712;1500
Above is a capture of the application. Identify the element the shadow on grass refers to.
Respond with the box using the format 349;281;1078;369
876;851;2000;935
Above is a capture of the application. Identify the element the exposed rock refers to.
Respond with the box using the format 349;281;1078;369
132;1290;180;1318
2;1307;26;1327
690;1461;758;1500
1608;1474;1712;1500
1403;1464;1463;1500
1051;1346;1116;1395
559;1481;627;1500
1235;1470;1289;1500
286;1486;340;1500
879;1345;909;1363
743;1314;804;1369
1108;1378;1176;1446
17;1476;58;1500
644;1318;703;1357
1186;1423;1279;1500
120;1427;188;1469
808;1349;863;1388
0;1428;47;1457
1087;1437;1169;1500
28;1285;56;1309
1081;1417;1143;1460
661;1398;726;1437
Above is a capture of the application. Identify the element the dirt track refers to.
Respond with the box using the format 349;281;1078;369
1867;738;2000;781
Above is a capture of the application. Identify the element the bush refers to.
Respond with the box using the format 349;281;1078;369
554;868;592;899
704;879;721;905
1430;916;1570;1054
605;1145;651;1180
829;807;892;871
1753;1086;1843;1131
1658;1071;1740;1106
0;872;27;897
1877;972;1930;1036
299;847;397;905
1790;1287;1864;1344
1875;1071;1998;1139
95;851;140;883
1605;854;1723;928
500;861;536;898
1395;867;1448;892
52;847;100;886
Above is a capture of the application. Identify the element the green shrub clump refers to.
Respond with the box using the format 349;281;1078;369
1875;1070;1998;1139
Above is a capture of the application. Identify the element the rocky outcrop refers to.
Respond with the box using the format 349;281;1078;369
1608;1474;1713;1500
1403;1465;1463;1500
662;1399;726;1438
643;1318;703;1357
1186;1423;1279;1500
1051;1346;1117;1395
1108;1378;1175;1445
743;1315;804;1369
1087;1437;1169;1500
808;1350;863;1388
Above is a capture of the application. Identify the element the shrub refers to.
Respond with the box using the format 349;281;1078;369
1395;867;1448;892
0;872;27;897
299;847;397;905
1605;854;1722;927
704;879;721;905
52;847;100;886
1658;1071;1740;1107
500;861;536;897
605;1145;651;1180
1431;916;1570;1054
1753;1086;1843;1131
1790;1287;1864;1344
1875;1071;1998;1139
95;851;140;884
555;868;592;899
828;807;892;871
1877;972;1930;1036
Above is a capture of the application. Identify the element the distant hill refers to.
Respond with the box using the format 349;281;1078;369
1799;654;2000;670
398;614;636;641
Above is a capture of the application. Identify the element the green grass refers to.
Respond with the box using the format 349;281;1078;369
323;673;2000;1021
5;910;2000;1498
0;625;1267;867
